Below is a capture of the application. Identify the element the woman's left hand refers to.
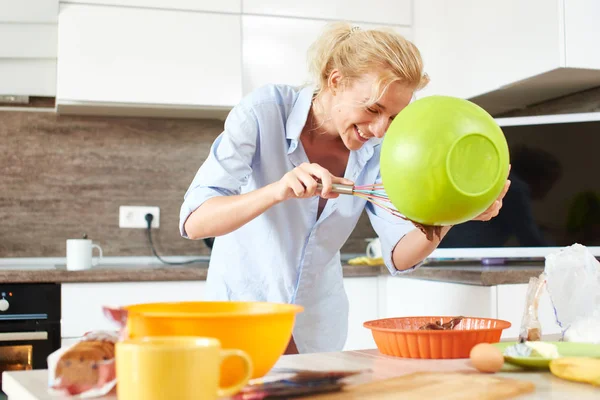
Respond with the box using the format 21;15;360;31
472;178;511;222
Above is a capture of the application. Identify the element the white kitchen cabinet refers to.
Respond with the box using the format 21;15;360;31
563;0;600;69
343;276;382;350
61;281;206;338
496;284;561;340
0;4;57;97
57;4;242;108
0;24;57;58
414;0;563;100
0;0;58;23
0;59;57;96
380;278;560;341
60;0;241;13
381;278;497;320
413;0;600;114
242;16;412;95
0;23;57;96
344;275;543;351
242;0;412;26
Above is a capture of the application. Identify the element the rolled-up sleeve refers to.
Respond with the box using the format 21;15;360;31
179;103;259;238
365;171;422;276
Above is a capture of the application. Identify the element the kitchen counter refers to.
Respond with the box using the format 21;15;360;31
0;260;544;285
2;347;597;399
0;262;210;283
346;262;545;285
397;263;545;286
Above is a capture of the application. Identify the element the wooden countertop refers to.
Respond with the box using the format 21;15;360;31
2;348;596;399
397;263;545;286
0;261;544;285
0;263;210;283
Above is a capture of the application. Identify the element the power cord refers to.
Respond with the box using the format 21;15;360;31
145;213;208;265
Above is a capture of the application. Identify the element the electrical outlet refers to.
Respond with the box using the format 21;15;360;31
119;206;160;228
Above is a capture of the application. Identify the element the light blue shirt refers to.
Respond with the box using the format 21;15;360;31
180;84;420;353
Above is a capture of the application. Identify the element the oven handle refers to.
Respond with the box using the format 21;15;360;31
0;331;48;342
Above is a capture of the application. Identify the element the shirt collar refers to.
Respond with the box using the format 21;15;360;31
285;85;315;147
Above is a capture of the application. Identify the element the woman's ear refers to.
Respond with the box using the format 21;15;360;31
328;69;344;95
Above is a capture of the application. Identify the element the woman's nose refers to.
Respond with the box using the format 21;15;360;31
370;117;390;138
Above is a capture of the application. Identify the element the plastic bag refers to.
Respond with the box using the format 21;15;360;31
47;331;118;398
564;315;600;343
518;274;546;342
544;243;600;343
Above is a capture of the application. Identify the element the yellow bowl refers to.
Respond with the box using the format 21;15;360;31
123;301;303;384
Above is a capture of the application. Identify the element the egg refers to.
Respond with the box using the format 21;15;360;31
469;343;505;373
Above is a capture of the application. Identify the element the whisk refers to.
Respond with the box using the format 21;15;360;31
316;182;442;240
317;183;404;219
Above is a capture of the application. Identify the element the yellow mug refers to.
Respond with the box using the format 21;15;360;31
115;336;253;400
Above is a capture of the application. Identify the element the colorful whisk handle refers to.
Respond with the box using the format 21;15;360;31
315;183;354;195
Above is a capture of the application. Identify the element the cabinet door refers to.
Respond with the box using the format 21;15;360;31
382;278;496;320
0;0;58;23
61;0;241;13
497;284;561;340
0;24;57;58
242;16;412;95
242;0;411;26
413;0;563;99
343;277;380;350
564;0;600;69
58;4;242;107
61;281;206;338
0;59;56;96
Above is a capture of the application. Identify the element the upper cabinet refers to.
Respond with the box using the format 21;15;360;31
563;0;600;69
242;0;412;25
0;1;57;97
413;0;600;115
242;16;412;95
0;24;57;58
242;0;414;95
60;0;241;13
0;59;57;97
0;24;57;97
0;0;58;22
49;1;418;117
57;4;242;117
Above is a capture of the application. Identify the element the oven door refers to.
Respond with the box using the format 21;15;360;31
0;320;60;389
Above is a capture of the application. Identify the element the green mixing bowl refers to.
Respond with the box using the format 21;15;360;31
380;95;510;226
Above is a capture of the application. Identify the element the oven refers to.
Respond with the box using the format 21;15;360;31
0;283;61;398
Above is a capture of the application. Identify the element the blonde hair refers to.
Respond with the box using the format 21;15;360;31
307;21;429;105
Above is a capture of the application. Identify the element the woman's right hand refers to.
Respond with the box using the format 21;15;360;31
271;162;354;202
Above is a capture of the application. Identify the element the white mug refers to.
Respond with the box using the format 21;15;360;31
365;238;382;259
66;239;103;270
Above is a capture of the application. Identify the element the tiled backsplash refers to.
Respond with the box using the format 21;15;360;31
0;111;376;258
1;85;598;258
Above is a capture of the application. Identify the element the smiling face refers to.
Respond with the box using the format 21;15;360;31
328;71;414;151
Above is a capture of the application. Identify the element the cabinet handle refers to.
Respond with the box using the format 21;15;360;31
0;331;48;342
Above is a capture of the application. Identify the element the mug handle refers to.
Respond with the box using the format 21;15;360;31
217;349;253;397
91;244;103;266
366;241;375;258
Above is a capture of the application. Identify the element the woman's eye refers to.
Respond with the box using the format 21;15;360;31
366;107;377;114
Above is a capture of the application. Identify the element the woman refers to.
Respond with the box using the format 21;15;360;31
179;22;510;354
